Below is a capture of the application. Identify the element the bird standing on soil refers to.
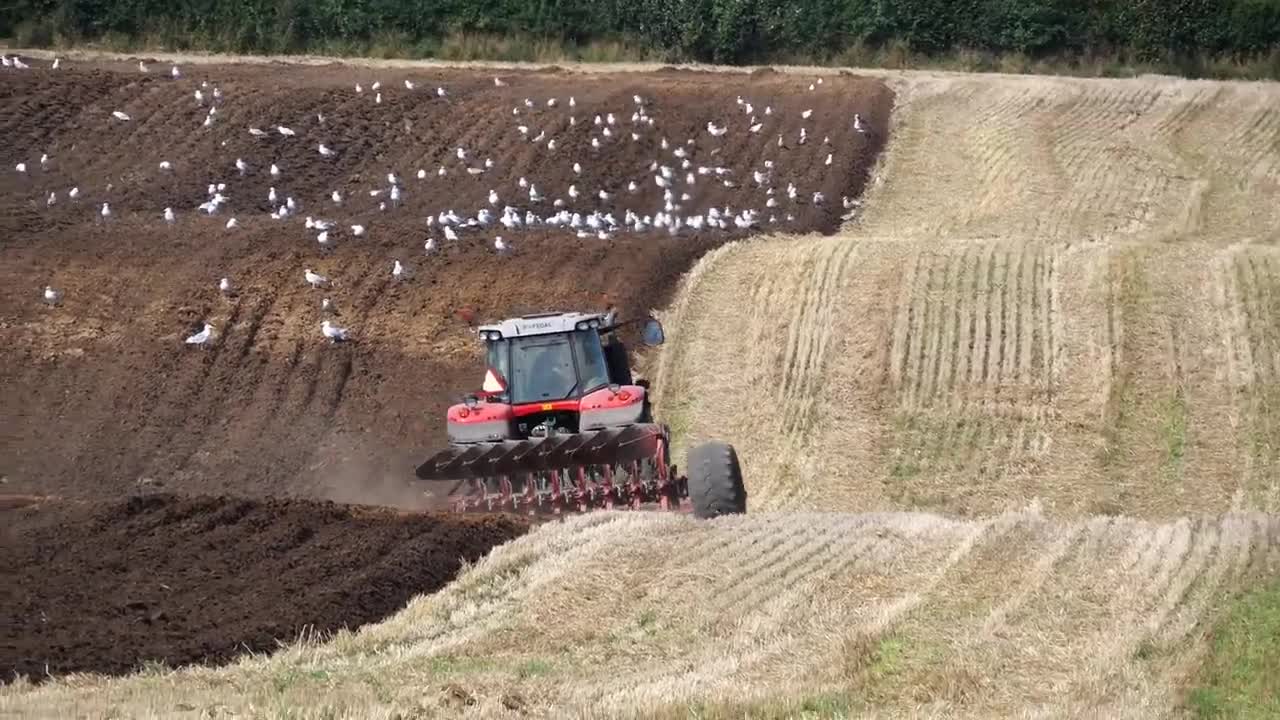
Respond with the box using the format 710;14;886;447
14;162;25;173
321;320;350;343
185;323;214;347
350;224;365;237
270;164;281;178
304;269;329;288
494;236;509;254
854;113;866;133
225;218;239;229
171;65;181;79
43;285;62;306
318;143;336;157
100;203;111;220
137;60;148;73
276;125;296;137
219;277;234;296
424;237;437;254
392;259;409;281
164;208;175;223
112;110;131;121
235;158;248;176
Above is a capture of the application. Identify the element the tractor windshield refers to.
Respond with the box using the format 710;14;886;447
486;330;610;404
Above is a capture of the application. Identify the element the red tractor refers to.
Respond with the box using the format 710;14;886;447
416;310;747;519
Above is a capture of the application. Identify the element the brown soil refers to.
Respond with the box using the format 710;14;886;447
0;61;893;507
0;493;529;680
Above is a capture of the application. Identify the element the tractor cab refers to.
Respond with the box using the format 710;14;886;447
451;311;664;442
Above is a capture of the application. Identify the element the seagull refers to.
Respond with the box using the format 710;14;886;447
51;58;61;69
355;83;363;93
164;207;175;223
277;125;296;137
318;143;336;157
854;114;866;133
170;65;181;78
436;87;447;98
235;158;248;175
802;109;813;119
317;231;332;250
350;224;365;236
404;79;415;90
749;122;763;133
321;320;350;343
68;187;79;200
372;81;381;91
417;168;427;180
46;192;56;206
825;153;833;166
331;190;342;204
424;237;437;254
494;236;509;254
185;323;214;347
112;111;131;121
489;189;499;206
392;259;409;280
270;164;281;178
43;285;62;306
268;187;277;204
375;92;382;105
100;202;111;220
194;89;205;104
14;162;25;173
39;153;49;169
493;77;505;86
138;60;148;73
219;277;234;295
304;269;329;288
443;226;459;242
226;218;239;229
249;127;267;137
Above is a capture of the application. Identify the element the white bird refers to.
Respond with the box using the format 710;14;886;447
112;111;131;121
318;143;336;157
225;218;239;229
331;190;342;204
436;87;447;98
203;114;214;129
825;153;833;166
270;164;281;178
707;122;727;136
317;112;325;124
598;189;610;201
350;224;365;236
219;277;234;295
186;323;214;346
321;320;350;343
164;207;175;223
424;237;437;254
375;92;382;105
392;259;409;280
444;226;459;242
51;58;61;69
46;192;56;206
488;189;499;206
170;65;181;79
494;236;509;254
417;168;427;179
404;79;415;90
194;89;205;104
235;158;248;175
277;125;295;137
68;187;79;200
749;122;763;133
573;162;582;175
322;298;338;315
802;109;813;119
304;269;328;288
813;192;825;205
493;77;506;86
355;83;363;93
268;187;277;204
43;285;62;306
371;81;381;91
568;184;579;200
40;153;49;169
455;147;467;161
316;231;332;250
14;162;25;173
100;202;111;219
854;113;866;133
249;127;267;137
138;60;148;73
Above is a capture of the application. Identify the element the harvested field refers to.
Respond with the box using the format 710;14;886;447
0;58;892;505
6;509;1279;717
658;74;1280;518
0;493;527;680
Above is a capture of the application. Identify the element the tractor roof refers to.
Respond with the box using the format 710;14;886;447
477;311;613;339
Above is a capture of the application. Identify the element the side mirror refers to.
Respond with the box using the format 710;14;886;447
641;318;665;346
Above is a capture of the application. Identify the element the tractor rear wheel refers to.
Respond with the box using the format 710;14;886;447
686;441;747;519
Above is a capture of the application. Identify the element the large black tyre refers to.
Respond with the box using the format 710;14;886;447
686;441;747;519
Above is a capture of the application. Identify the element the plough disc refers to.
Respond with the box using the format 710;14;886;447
415;424;686;515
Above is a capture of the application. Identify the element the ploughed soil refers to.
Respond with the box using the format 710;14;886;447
0;493;529;680
0;58;892;681
0;59;893;507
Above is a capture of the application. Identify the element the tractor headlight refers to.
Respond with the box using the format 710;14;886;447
575;321;589;330
588;319;600;329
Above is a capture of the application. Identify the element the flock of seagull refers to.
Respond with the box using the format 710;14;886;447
10;54;870;349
